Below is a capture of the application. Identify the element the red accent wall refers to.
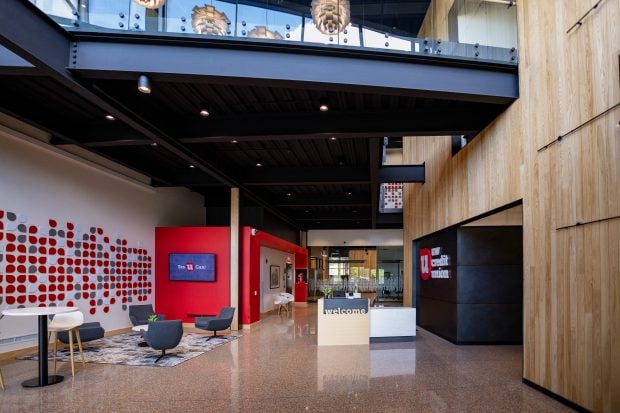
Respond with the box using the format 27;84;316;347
240;227;307;326
155;227;230;323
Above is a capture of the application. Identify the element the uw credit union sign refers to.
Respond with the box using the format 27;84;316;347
419;247;451;280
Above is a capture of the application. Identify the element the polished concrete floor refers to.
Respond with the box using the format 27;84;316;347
0;305;571;412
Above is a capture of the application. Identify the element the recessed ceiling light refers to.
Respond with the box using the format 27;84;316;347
137;74;151;94
347;191;353;196
104;114;115;121
286;192;292;196
305;210;310;213
150;142;158;147
231;139;238;144
199;102;210;117
330;136;337;141
256;160;263;167
189;164;195;168
319;98;329;112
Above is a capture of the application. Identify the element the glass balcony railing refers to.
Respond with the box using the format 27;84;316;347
30;0;518;65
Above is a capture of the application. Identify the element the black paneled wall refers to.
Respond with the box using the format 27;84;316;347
415;226;523;344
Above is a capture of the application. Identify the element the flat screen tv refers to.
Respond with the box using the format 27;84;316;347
169;253;216;282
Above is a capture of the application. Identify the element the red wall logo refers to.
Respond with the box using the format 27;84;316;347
419;248;432;280
185;262;195;272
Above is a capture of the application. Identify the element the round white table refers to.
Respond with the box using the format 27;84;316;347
131;324;149;347
2;306;78;387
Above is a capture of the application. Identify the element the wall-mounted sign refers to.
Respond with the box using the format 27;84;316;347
419;246;451;280
323;298;368;314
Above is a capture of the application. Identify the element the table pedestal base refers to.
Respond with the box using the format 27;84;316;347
22;375;64;388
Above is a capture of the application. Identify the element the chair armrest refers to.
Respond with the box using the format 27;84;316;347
195;316;216;323
156;314;166;321
129;315;139;326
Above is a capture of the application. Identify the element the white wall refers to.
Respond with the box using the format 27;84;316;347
0;122;205;352
307;229;403;247
259;247;293;313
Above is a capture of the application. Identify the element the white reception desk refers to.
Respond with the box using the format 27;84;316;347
317;298;416;345
369;307;416;343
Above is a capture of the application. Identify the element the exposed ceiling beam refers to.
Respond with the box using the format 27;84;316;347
378;164;425;183
70;37;518;104
275;193;369;207
241;167;370;186
296;213;371;221
0;45;39;75
177;108;497;142
376;214;404;225
0;0;300;229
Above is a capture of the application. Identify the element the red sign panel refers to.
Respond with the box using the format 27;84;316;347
419;248;432;280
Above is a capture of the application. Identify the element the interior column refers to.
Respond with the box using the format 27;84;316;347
230;187;240;330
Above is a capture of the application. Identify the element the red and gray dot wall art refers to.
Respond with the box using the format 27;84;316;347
0;210;152;315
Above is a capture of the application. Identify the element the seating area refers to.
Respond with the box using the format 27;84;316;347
274;293;294;315
128;305;165;326
195;307;236;341
144;320;184;363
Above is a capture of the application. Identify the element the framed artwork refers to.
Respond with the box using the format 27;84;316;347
270;265;280;289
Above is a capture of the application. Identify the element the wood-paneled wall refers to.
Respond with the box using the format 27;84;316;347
403;0;620;411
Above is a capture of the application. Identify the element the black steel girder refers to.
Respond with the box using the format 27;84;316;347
69;37;518;104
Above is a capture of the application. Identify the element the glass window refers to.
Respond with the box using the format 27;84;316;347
362;28;411;52
166;0;236;36
237;4;302;42
303;18;360;47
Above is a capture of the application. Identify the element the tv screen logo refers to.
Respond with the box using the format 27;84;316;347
169;254;215;281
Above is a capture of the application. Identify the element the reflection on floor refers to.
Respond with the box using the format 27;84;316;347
0;304;570;412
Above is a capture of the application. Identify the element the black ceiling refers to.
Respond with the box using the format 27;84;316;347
0;0;518;231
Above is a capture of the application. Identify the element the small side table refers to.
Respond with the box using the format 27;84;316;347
131;324;149;347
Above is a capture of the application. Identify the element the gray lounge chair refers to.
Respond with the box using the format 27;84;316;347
195;307;235;341
128;304;165;326
144;320;183;363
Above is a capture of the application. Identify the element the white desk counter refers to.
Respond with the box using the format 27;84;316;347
369;307;416;342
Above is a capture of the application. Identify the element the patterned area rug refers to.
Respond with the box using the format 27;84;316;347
20;332;240;367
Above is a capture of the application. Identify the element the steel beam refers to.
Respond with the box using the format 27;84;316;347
378;164;425;183
70;37;518;104
178;108;498;142
241;167;369;186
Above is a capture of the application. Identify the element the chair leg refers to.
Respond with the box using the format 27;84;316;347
68;330;75;377
206;331;217;341
53;333;58;374
0;368;4;391
155;349;166;363
75;329;85;368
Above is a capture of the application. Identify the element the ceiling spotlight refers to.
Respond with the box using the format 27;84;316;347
330;136;337;141
150;142;158;147
104;114;115;121
137;74;151;94
286;192;292;196
319;98;329;112
189;164;195;168
199;102;210;117
256;160;263;167
231;139;238;144
347;191;353;195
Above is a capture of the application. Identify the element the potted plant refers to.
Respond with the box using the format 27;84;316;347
321;286;332;299
147;314;158;323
